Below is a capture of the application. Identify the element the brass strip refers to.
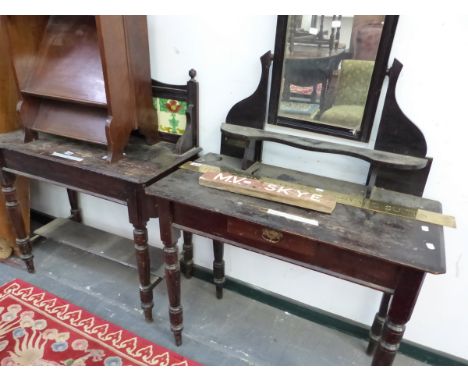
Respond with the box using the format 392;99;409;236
181;162;456;228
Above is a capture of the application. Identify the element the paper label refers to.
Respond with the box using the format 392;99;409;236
267;209;319;226
51;152;83;162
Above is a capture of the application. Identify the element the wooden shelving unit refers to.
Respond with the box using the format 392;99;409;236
2;15;158;162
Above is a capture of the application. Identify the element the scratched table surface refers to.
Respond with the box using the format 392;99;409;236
0;130;201;185
147;153;446;275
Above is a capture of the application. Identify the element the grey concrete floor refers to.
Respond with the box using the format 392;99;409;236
0;226;427;366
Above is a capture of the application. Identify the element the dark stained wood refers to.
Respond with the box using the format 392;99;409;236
158;200;183;346
221;123;428;171
221;51;273;163
375;61;427;157
132;225;154;322
181;231;194;278
66;189;82;222
225;51;273;130
146;153;446;365
176;210;399;291
187;69;199;148
174;71;198;154
337;58;433;354
372;269;425;365
0;171;34;273
267;16;288;127
372;59;432;197
151;69;199;153
358;16;399;142
126;186;159;322
0;130;200;186
366;292;391;355
177;155;445;274
213;240;224;299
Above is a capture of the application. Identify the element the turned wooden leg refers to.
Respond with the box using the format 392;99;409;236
133;225;154;322
181;231;193;278
164;241;183;346
372;269;425;366
158;199;183;346
66;189;82;223
366;293;392;355
213;240;225;299
1;172;34;273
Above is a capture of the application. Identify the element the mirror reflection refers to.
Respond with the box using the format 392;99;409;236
278;15;385;132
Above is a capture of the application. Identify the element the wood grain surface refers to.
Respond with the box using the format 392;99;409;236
200;171;336;213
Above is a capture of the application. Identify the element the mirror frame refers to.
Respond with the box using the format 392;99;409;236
268;15;399;142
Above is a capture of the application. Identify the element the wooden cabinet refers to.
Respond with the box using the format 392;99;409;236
0;24;30;255
1;16;158;162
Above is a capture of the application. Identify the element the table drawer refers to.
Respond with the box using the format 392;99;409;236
226;217;399;291
227;218;314;255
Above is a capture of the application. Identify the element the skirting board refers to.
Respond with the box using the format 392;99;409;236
181;261;468;366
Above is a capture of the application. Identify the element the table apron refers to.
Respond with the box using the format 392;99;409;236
1;150;136;203
171;202;401;293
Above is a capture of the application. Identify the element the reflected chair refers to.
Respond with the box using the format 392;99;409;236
318;59;374;129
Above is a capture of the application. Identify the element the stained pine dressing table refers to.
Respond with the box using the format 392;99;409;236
145;53;449;366
148;150;445;365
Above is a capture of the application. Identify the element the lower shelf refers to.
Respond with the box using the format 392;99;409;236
34;218;165;278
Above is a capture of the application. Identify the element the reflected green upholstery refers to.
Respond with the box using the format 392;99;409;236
319;105;366;127
319;60;375;129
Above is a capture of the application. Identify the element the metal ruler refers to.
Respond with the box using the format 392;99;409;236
180;162;456;228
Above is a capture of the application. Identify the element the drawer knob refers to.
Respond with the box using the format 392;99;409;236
261;228;283;244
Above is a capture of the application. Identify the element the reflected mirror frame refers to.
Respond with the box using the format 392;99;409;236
268;15;399;142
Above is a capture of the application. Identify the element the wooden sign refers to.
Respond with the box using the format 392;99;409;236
184;162;455;227
199;171;336;214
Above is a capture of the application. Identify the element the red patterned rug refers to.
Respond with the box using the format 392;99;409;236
0;279;199;366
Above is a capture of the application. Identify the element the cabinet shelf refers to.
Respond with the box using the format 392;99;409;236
31;99;108;145
18;16;107;106
21;90;108;109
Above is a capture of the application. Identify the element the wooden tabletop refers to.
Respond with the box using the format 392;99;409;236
147;153;446;274
0;130;201;185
